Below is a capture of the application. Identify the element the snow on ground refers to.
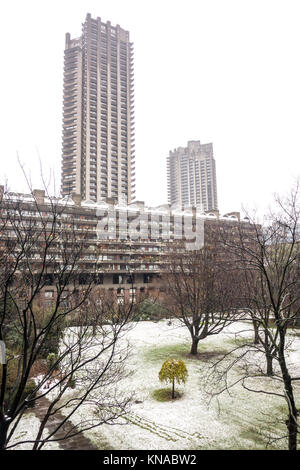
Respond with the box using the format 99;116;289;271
8;413;61;450
58;319;300;450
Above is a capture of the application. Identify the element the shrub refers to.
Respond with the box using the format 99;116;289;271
22;379;37;408
134;299;168;322
38;314;66;359
67;377;76;389
158;358;188;399
46;352;58;371
0;358;37;408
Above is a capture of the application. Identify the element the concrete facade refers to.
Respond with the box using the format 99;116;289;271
167;140;218;211
61;13;135;204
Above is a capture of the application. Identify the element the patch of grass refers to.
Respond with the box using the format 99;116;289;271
238;426;272;449
144;342;227;363
144;343;191;363
151;388;184;402
277;403;287;414
216;410;274;450
216;396;290;450
268;318;300;330
238;415;290;451
225;337;254;348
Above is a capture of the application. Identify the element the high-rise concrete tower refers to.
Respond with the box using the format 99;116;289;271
61;13;135;203
167;140;218;211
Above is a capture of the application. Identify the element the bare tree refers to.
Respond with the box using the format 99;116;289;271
204;183;300;450
235;266;280;376
162;234;242;355
0;185;135;450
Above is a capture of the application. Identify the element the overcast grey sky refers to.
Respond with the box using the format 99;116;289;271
0;0;299;215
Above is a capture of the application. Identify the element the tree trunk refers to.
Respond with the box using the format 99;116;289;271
172;378;175;399
287;412;298;451
190;337;199;355
266;353;273;376
0;421;8;450
284;378;298;450
278;332;298;450
252;320;259;344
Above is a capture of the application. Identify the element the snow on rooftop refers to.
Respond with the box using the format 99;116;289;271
81;199;97;207
59;196;75;206
4;192;35;202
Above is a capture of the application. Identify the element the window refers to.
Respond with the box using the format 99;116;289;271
61;291;69;308
130;287;136;303
144;274;153;284
45;290;54;298
113;274;124;284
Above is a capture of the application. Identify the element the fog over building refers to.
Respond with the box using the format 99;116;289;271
167;140;218;211
61;13;135;204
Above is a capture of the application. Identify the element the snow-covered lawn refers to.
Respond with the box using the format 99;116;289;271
8;413;61;450
62;319;300;450
12;319;300;450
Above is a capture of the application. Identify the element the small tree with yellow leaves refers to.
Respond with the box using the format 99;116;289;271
158;358;188;399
